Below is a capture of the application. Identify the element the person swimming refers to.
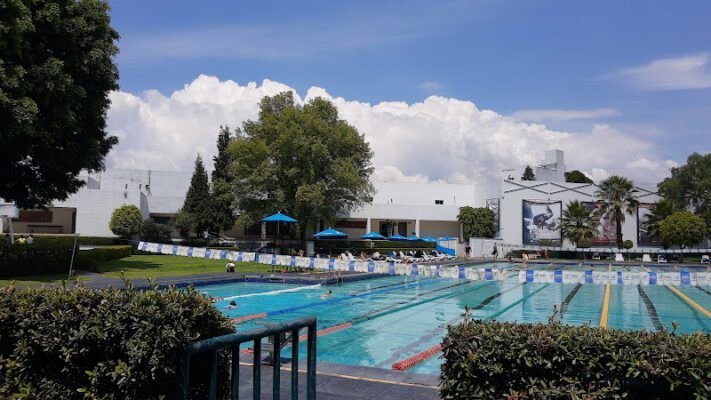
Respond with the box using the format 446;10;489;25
463;305;471;321
226;300;237;309
320;289;333;299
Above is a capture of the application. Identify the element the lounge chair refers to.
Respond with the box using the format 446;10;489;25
592;252;601;261
386;251;402;263
642;254;652;263
657;254;667;264
614;253;624;262
701;255;710;264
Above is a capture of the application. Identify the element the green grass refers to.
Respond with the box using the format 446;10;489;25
96;254;275;279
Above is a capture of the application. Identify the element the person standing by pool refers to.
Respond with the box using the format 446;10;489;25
225;261;235;272
522;253;529;267
463;305;471;322
491;243;498;260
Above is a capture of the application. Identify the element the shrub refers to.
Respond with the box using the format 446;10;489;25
76;245;132;271
109;205;144;239
0;284;234;399
30;235;122;246
0;241;75;277
441;320;710;400
623;239;634;250
141;218;173;243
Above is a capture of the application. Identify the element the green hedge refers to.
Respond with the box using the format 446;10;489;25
441;321;710;399
0;285;234;399
76;245;132;271
28;234;123;246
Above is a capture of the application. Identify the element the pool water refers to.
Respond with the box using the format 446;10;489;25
198;264;710;375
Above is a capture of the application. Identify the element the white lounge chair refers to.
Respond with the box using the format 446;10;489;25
657;254;667;264
614;253;624;262
592;252;601;261
702;255;710;264
642;254;652;263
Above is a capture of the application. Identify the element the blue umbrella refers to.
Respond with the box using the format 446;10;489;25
437;236;457;241
314;227;348;239
407;234;422;241
388;234;408;241
361;231;386;240
423;236;437;242
261;212;297;223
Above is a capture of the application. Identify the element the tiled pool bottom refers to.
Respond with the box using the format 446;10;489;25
198;273;710;375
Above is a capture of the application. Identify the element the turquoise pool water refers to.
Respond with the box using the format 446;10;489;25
198;264;710;375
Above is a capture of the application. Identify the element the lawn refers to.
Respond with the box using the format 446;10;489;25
96;254;275;279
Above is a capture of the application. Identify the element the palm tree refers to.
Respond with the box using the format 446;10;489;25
561;200;598;247
595;176;639;249
644;199;676;247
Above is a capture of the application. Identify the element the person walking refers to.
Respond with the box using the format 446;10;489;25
491;243;498;260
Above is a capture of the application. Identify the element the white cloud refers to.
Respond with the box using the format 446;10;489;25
418;81;443;91
106;75;673;186
608;52;711;91
510;108;619;122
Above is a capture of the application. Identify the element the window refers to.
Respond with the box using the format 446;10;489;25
16;210;53;223
435;200;444;205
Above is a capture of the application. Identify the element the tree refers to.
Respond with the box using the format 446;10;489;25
458;207;496;238
210;127;236;234
230;92;374;246
659;211;707;249
109;205;143;239
170;209;194;238
0;0;119;208
595;175;639;249
658;153;711;215
560;200;598;247
140;219;172;242
521;165;536;181
182;155;212;235
564;170;593;184
643;199;676;246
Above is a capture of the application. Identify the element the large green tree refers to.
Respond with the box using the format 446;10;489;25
659;211;707;249
229;92;374;245
458;207;496;238
595;175;639;249
560;200;598;247
210;126;235;234
643;199;676;247
181;155;212;235
658;153;711;214
0;0;119;208
564;170;593;184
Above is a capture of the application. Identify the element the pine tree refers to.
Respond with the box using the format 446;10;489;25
522;165;536;181
183;155;212;235
211;126;236;234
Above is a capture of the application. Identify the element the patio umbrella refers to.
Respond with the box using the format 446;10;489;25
314;227;348;239
388;234;408;241
261;212;298;255
407;234;422;241
423;236;437;242
361;231;386;240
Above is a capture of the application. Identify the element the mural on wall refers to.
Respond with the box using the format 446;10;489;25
522;200;561;246
638;203;661;246
582;202;616;247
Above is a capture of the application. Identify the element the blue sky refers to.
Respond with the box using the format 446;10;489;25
107;0;710;181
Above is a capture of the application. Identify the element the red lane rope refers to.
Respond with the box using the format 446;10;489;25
298;322;352;342
391;344;442;371
231;312;268;324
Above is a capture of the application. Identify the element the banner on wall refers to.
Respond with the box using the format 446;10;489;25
638;203;661;246
522;200;561;246
582;202;616;246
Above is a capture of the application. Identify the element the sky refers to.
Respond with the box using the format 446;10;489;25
106;0;711;186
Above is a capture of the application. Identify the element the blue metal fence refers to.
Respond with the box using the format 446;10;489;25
177;316;317;400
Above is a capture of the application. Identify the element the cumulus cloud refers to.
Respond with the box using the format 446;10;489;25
607;52;711;91
510;108;619;122
106;75;673;185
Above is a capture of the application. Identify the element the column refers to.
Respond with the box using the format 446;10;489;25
366;218;372;233
261;222;266;239
415;219;421;237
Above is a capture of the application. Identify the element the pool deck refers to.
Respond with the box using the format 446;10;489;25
235;360;439;399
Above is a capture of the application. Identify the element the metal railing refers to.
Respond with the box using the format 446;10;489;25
177;316;317;400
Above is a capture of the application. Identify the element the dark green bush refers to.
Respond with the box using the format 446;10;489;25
141;219;173;243
0;241;75;277
76;245;132;271
0;284;234;399
441;320;710;400
30;235;122;246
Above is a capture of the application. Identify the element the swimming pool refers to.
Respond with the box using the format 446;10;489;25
198;264;710;375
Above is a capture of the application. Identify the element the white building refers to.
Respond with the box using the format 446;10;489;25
3;149;676;251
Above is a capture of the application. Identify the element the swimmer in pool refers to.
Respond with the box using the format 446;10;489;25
463;305;471;321
320;290;333;299
226;300;237;309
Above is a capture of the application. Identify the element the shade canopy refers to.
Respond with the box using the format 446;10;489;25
314;227;347;239
407;234;422;241
437;236;457;241
261;212;297;223
361;231;387;240
423;236;437;242
388;234;408;241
